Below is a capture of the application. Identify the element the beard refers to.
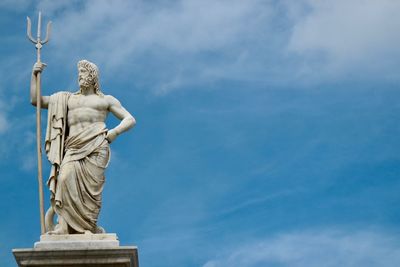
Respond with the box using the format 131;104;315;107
79;77;94;89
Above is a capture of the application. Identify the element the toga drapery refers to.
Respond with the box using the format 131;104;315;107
45;92;110;233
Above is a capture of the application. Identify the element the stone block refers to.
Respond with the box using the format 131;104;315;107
13;234;139;267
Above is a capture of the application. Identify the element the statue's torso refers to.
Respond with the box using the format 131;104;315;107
67;94;109;136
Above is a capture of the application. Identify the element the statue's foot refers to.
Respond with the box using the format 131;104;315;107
47;222;68;235
47;226;68;235
95;225;106;233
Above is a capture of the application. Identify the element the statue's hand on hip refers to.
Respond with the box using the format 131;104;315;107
106;129;118;143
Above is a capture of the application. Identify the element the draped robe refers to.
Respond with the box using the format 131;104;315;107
45;92;110;233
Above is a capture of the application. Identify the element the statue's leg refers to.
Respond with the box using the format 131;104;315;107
48;163;75;235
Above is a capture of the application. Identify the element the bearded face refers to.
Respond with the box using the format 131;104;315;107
78;67;93;88
77;60;102;95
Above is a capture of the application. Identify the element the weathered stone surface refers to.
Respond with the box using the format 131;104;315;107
13;246;138;267
14;234;138;267
34;233;120;249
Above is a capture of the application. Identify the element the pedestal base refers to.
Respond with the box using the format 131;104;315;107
13;234;139;267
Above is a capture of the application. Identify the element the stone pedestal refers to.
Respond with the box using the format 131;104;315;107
13;234;139;267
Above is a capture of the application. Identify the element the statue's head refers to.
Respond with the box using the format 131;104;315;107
77;60;102;95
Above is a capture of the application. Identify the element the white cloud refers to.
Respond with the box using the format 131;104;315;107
35;0;274;93
0;112;8;133
0;113;36;164
0;96;11;134
43;0;268;55
203;229;400;267
287;0;400;82
219;189;300;216
21;153;36;172
19;130;36;171
30;0;400;93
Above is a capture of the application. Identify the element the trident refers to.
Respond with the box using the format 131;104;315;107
27;12;52;235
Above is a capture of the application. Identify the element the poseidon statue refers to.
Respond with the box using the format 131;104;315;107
30;60;136;235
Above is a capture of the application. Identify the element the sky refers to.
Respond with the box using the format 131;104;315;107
1;0;400;266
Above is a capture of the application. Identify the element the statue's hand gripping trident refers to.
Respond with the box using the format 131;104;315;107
27;12;51;235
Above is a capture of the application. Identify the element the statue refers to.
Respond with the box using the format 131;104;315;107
30;60;136;235
15;12;139;267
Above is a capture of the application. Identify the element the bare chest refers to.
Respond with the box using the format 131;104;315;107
68;94;108;110
67;95;109;126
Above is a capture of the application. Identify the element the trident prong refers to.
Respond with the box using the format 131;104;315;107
26;17;36;44
27;12;52;62
42;21;52;45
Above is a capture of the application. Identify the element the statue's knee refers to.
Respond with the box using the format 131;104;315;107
58;165;74;184
58;172;68;184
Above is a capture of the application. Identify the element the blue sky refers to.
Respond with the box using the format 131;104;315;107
1;0;400;266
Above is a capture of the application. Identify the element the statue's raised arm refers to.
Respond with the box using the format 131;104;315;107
30;62;49;108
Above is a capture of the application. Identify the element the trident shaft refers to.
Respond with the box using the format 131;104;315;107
27;12;51;235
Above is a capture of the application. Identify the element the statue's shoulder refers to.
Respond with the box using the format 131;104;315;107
104;94;121;104
48;91;73;105
50;91;73;98
104;94;114;100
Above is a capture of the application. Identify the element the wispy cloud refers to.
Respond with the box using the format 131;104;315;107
0;112;8;134
287;0;400;82
0;94;13;134
203;229;400;267
219;189;300;216
35;0;273;93
17;0;400;94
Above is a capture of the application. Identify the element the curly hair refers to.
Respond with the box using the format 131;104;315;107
77;60;103;95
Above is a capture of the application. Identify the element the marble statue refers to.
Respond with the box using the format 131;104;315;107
30;60;136;235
